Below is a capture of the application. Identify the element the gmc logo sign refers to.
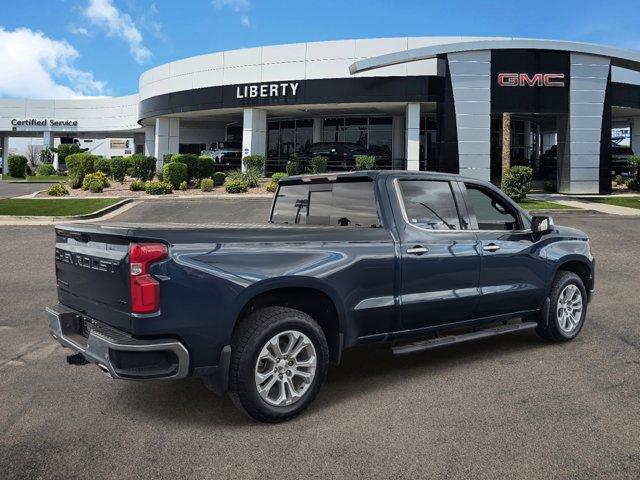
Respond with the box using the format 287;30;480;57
498;73;565;87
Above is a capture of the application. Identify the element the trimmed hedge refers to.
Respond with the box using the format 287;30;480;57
213;171;226;186
169;154;199;181
144;181;173;195
225;179;248;193
242;155;265;173
129;154;156;181
162;161;188;189
37;163;56;176
198;155;214;179
271;172;288;183
66;153;97;188
502;166;533;202
7;155;28;178
111;157;127;182
93;158;111;176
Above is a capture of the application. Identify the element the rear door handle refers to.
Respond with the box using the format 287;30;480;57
406;245;428;255
483;244;500;252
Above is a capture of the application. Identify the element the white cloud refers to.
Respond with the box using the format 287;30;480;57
0;27;108;99
67;25;90;36
84;0;151;63
212;0;252;27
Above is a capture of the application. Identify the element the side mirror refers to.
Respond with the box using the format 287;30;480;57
531;215;555;233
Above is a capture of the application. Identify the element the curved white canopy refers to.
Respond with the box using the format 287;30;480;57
349;38;640;75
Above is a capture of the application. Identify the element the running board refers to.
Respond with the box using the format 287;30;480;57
392;321;538;356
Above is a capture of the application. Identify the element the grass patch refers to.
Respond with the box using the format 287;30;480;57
0;198;120;216
1;175;67;182
582;196;640;210
518;199;577;211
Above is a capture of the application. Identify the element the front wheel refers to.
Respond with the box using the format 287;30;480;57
228;307;329;423
536;271;588;342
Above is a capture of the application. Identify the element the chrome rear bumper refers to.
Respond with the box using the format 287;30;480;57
46;304;189;380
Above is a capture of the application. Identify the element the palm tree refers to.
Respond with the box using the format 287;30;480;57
501;112;511;186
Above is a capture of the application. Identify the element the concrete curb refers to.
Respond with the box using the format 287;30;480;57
0;198;137;226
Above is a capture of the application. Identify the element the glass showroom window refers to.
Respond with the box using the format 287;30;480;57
266;119;315;173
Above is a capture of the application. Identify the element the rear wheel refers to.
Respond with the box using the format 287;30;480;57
536;271;587;342
228;306;329;423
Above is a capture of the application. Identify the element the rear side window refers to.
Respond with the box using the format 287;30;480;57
398;180;462;230
271;180;381;227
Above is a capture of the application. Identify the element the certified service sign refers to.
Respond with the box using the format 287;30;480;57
11;119;79;127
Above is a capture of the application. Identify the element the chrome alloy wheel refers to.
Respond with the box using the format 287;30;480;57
556;284;583;333
254;330;317;407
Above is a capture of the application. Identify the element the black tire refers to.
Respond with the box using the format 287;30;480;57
535;271;588;342
228;306;329;423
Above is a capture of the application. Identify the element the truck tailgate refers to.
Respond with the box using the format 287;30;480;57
55;224;133;330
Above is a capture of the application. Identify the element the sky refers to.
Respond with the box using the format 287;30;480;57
0;0;639;99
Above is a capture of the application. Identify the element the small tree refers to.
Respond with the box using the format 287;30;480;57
501;112;511;186
26;144;41;167
628;155;640;183
54;144;88;167
39;147;55;164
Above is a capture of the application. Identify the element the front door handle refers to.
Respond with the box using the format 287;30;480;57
483;244;500;252
406;245;428;255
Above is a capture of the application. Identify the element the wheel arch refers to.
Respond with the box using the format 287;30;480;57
553;257;594;294
231;277;346;363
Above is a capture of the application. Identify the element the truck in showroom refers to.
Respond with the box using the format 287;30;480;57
47;171;594;422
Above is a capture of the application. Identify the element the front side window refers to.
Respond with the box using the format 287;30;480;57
398;180;462;230
464;184;520;230
271;180;381;227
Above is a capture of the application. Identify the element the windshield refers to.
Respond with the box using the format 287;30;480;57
270;180;381;227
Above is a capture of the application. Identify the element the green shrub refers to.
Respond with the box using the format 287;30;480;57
198;155;214;179
37;163;56;176
163;153;174;164
271;172;288;183
130;180;145;191
156;170;163;181
39;147;55;164
169;154;199;181
502;166;533;201
54;144;87;167
355;155;376;171
7;155;28;178
628;155;640;181
625;178;639;191
200;177;214;192
82;171;110;191
87;180;104;193
309;155;328;174
242;155;265;173
613;174;624;186
47;184;69;196
266;182;278;193
225;179;248;193
144;181;173;195
66;153;97;188
93;158;111;176
286;154;301;176
111;157;127;183
179;180;188;191
243;167;261;188
213;171;227;186
128;154;156;181
162;161;188;189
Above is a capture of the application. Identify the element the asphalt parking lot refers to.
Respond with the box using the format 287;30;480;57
1;202;639;479
0;181;47;199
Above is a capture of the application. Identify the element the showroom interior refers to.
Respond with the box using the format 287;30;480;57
2;36;640;194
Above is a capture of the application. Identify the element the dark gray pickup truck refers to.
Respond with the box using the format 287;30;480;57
47;171;594;422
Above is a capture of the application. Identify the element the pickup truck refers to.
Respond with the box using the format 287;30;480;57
47;170;594;423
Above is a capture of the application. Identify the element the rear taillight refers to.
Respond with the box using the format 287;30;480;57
129;243;168;314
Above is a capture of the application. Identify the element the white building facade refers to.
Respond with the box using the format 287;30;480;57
3;36;640;194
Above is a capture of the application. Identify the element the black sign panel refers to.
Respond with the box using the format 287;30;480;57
139;76;443;121
491;49;570;114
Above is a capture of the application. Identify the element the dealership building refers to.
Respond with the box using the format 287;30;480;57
2;36;640;194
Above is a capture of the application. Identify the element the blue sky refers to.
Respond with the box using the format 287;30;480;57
1;0;639;98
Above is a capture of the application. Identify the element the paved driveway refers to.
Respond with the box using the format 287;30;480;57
0;181;47;199
1;212;639;479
